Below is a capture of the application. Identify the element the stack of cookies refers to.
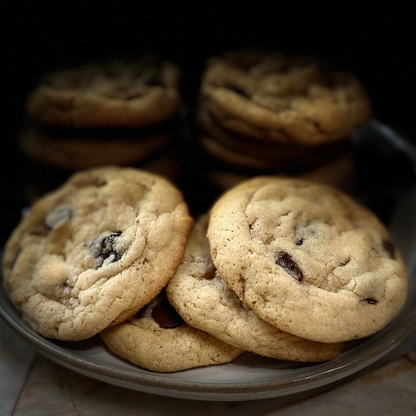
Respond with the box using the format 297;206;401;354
2;168;408;372
193;49;373;193
18;54;184;202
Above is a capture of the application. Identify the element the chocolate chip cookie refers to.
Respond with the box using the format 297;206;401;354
167;215;344;361
207;176;408;343
2;166;193;341
100;289;243;372
26;55;182;128
200;49;372;146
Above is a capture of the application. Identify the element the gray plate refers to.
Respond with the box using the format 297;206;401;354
1;120;416;401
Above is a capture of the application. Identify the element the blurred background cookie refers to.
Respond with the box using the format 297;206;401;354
26;55;182;129
199;50;371;145
16;54;186;204
190;49;372;197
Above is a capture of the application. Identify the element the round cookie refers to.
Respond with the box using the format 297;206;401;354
18;124;174;171
26;55;182;128
166;215;344;362
2;166;193;341
200;49;372;146
100;289;243;372
207;176;408;343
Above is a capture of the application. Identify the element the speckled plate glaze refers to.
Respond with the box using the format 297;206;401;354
1;120;416;401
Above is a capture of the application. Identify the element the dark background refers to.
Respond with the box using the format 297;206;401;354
1;1;415;242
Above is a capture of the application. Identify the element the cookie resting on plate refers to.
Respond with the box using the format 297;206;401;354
100;289;243;372
167;215;344;361
2;166;193;341
207;176;408;343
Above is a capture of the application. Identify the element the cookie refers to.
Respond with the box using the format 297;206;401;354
200;49;372;146
26;55;182;128
166;215;344;361
100;289;243;372
2;166;193;341
18;123;174;171
207;176;408;343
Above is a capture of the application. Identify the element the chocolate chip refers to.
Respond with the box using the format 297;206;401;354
275;251;303;282
204;269;217;280
45;205;73;229
383;240;396;259
90;231;123;268
203;264;217;280
152;292;183;329
296;237;304;246
99;231;122;262
364;298;378;305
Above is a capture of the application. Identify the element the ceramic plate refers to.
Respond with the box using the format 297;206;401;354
1;120;416;401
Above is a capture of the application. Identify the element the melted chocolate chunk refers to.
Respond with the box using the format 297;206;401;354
152;292;184;329
275;251;303;282
204;269;217;280
98;231;122;263
90;231;123;268
383;240;396;259
45;205;73;229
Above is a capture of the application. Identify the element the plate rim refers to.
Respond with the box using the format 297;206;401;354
1;279;416;400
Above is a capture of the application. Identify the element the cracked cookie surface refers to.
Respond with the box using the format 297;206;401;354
207;176;408;343
2;166;193;341
100;289;242;372
200;50;372;146
26;55;182;128
167;215;344;361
